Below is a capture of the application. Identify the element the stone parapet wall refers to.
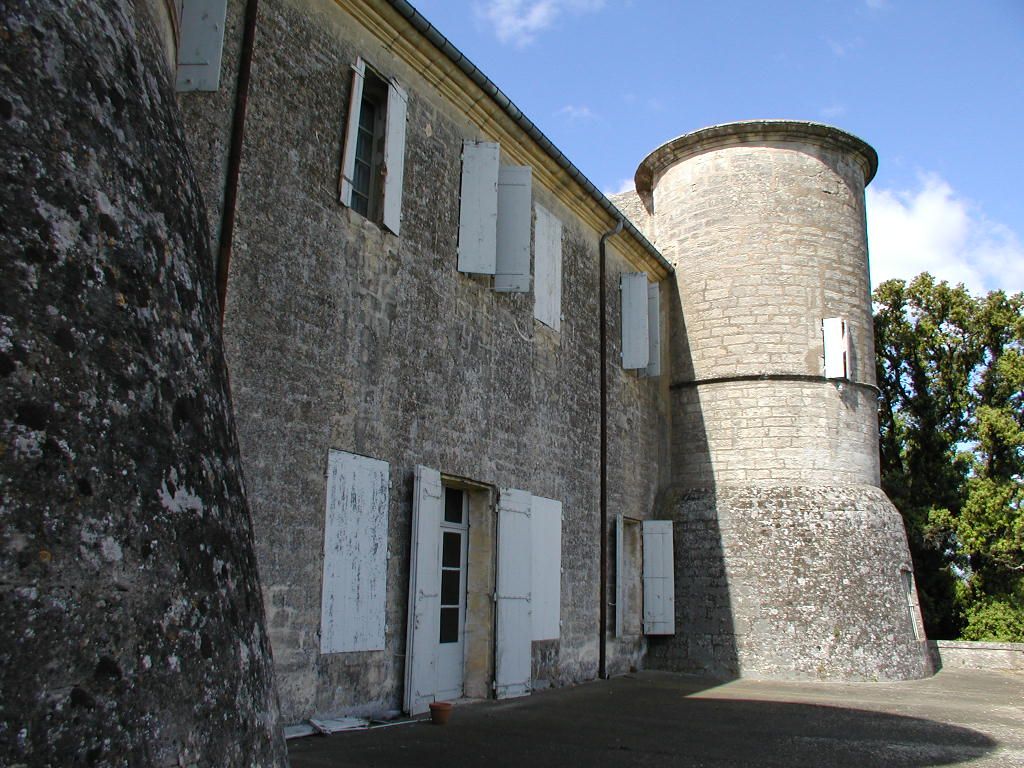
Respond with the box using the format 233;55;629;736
931;641;1024;672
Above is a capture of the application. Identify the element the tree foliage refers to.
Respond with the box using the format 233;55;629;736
873;274;1023;641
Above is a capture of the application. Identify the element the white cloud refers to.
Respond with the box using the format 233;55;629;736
557;104;597;120
604;178;635;197
477;0;605;47
866;174;1024;294
825;36;862;57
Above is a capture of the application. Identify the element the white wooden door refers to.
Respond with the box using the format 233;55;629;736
495;488;532;699
436;487;469;700
642;520;675;636
404;465;443;715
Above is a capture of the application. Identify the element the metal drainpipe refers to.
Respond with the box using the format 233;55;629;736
216;0;259;325
598;216;623;680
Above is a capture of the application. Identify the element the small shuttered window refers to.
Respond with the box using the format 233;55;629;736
822;317;851;379
339;58;408;235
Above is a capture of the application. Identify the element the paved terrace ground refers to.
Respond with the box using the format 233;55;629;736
288;668;1023;767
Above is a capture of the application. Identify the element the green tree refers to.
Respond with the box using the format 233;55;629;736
873;274;1023;641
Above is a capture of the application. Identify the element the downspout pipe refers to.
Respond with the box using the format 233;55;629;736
598;216;623;680
216;0;259;325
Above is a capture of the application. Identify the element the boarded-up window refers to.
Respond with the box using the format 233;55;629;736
822;317;851;380
533;204;563;330
320;450;390;654
530;496;562;640
621;272;650;370
458;141;500;274
495;166;532;292
175;0;228;92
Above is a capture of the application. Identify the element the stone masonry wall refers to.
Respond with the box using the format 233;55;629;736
179;0;670;721
0;0;285;764
648;484;932;681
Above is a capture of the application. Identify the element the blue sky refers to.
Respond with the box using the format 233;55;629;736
412;0;1024;295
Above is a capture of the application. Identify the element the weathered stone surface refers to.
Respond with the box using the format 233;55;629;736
176;0;669;722
649;484;932;680
0;0;286;764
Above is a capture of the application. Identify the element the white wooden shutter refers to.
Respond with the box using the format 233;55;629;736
495;487;532;699
646;282;661;377
533;205;563;331
530;496;561;641
457;141;499;274
382;79;408;235
403;465;443;715
621;272;650;370
642;520;675;636
495;166;532;292
823;317;851;379
175;0;228;92
320;450;389;653
338;58;367;207
614;514;625;637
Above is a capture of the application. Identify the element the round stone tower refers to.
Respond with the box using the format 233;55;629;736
638;121;932;681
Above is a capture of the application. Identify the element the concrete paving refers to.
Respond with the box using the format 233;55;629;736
288;668;1023;767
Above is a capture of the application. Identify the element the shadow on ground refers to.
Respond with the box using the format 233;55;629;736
288;672;1001;767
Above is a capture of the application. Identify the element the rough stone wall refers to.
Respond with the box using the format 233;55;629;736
177;0;669;721
648;485;932;681
656;141;877;485
672;381;880;487
637;124;930;682
0;0;285;764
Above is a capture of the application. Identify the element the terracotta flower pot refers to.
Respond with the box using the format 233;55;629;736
428;701;453;725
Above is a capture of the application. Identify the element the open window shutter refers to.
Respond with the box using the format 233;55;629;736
338;58;366;207
382;79;408;235
645;282;661;377
457;141;499;274
614;514;625;637
176;0;228;92
621;272;650;370
320;450;389;653
533;205;563;331
530;496;561;641
495;487;532;699
403;465;443;715
822;317;850;379
642;520;675;635
495;166;532;292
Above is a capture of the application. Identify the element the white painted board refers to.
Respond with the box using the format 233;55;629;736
615;514;625;638
403;465;443;715
176;0;228;92
533;204;563;330
495;487;532;699
457;141;499;274
642;520;675;636
320;450;389;653
621;272;650;370
495;166;532;292
530;496;561;641
338;58;366;207
382;79;408;235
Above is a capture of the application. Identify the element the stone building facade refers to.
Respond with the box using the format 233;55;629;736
162;0;929;724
